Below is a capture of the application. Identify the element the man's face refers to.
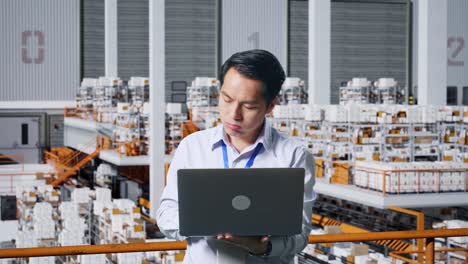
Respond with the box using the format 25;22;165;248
219;68;276;140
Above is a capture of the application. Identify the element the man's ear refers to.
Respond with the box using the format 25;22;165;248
266;96;279;114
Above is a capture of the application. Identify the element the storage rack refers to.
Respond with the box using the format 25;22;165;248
412;123;440;161
339;77;405;105
339;85;376;105
128;77;149;111
301;120;326;157
94;77;124;124
113;103;143;156
280;77;308;105
350;123;381;162
139;105;150;156
186;77;219;108
374;78;405;104
269;105;468;186
76;78;97;120
381;123;411;163
165;104;187;155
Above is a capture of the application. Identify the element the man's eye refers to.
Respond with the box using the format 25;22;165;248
223;97;232;103
244;105;258;110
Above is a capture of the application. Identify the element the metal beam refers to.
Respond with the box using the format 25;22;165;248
308;0;331;104
104;0;118;77
417;0;447;105
425;237;435;264
149;0;166;219
388;206;425;263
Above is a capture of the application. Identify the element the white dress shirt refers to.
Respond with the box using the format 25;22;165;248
156;118;315;264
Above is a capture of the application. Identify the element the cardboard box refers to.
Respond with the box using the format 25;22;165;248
351;243;369;256
331;163;351;185
324;225;342;234
315;159;325;178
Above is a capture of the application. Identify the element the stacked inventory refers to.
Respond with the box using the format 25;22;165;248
92;188;145;263
140;102;151;155
433;220;468;263
374;78;405;104
15;185;149;264
66;187;93;248
94;77;123;123
114;102;142;156
58;201;88;246
302;106;326;157
412;123;440;161
460;108;468;162
269;105;468;184
16;186;58;247
166;103;187;155
351;125;381;162
339;78;376;105
78;254;107;264
76;78;97;120
94;163;117;188
271;105;329;179
439;106;462;161
280;77;308;105
15;186;61;264
186;77;220;130
73;77;154;156
379;107;412;162
301;228;396;264
16;186;38;242
339;77;405;105
324;106;352;184
32;203;55;241
354;161;468;194
93;188;145;244
348;105;381;162
186;77;219;108
271;104;307;136
128;77;149;111
126;78;151;154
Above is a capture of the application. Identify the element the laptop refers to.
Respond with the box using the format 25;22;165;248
177;168;305;237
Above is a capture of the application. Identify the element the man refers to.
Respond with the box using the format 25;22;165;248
157;49;315;263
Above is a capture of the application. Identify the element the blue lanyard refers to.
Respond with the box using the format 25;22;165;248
221;141;263;168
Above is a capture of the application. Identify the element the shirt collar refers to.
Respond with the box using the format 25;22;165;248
210;118;272;152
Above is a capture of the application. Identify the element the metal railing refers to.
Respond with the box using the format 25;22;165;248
389;206;425;263
0;228;467;263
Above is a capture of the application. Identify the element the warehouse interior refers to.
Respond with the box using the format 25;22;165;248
0;0;467;263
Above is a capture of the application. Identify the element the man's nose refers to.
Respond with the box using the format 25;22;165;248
231;103;242;121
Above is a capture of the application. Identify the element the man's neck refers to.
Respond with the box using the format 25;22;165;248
226;123;264;153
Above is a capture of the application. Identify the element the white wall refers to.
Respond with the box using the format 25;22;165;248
413;0;468;104
0;220;18;242
0;0;79;103
221;0;288;71
447;0;468;99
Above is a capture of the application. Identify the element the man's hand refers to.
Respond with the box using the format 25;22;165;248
216;233;270;255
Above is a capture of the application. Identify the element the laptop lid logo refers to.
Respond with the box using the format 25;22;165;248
232;195;251;211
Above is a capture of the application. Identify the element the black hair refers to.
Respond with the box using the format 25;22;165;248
219;49;286;105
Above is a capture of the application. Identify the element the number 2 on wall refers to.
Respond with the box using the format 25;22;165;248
21;31;44;64
448;36;465;67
